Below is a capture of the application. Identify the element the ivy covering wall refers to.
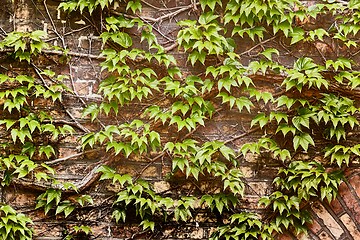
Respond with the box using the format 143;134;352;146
1;0;360;239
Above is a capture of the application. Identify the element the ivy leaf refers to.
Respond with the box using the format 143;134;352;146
219;145;235;160
126;0;142;13
38;145;56;159
113;174;132;187
276;95;295;109
76;195;94;207
261;48;279;61
289;27;305;45
200;0;222;11
35;172;49;182
82;103;99;122
97;165;116;181
188;51;206;65
270;112;288;124
235;97;253;113
73;225;92;235
11;129;32;143
250;113;269;129
64;205;75;218
55;204;67;215
173;157;186;171
46;189;62;205
293;133;315;151
140;219;155;232
0;119;16;130
111;32;133;48
292;115;309;131
112;209;126;223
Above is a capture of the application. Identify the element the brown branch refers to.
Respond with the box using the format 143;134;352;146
42;49;105;60
137;16;175;42
224;127;261;144
43;0;66;48
31;63;91;133
141;1;188;11
134;152;166;182
45;26;91;43
11;164;101;193
42;118;91;132
44;149;101;166
164;42;179;52
63;109;90;133
0;48;105;60
239;36;278;56
116;3;194;23
12;151;113;193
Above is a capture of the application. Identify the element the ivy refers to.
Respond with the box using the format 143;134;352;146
0;205;33;240
2;0;360;239
0;31;48;62
259;161;343;235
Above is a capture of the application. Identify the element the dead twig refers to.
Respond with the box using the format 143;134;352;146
116;3;194;23
43;0;66;48
12;152;113;193
224;127;261;144
31;63;91;133
44;148;101;166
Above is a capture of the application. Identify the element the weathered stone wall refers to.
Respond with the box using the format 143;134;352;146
1;0;360;239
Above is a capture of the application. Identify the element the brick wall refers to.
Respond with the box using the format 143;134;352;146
1;0;360;239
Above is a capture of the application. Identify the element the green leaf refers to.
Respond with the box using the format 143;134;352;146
188;51;206;65
140;219;155;232
293;133;315;151
289;27;305;45
64;205;75;217
250;113;269;128
261;48;279;61
38;145;55;159
73;225;92;235
46;189;62;205
126;0;142;13
76;195;94;207
82;103;99;121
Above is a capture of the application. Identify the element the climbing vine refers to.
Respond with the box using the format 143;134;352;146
1;0;360;239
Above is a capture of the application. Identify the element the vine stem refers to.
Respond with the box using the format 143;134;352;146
43;0;66;49
224;127;261;144
42;49;105;60
239;36;277;56
12;151;113;193
31;62;91;133
133;121;201;181
44;149;101;166
0;48;105;60
141;1;188;11
115;3;196;23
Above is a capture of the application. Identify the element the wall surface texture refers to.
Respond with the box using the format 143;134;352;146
1;0;360;239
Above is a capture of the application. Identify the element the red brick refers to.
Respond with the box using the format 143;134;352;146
311;202;343;239
338;183;360;225
339;214;360;239
317;231;334;240
329;198;344;215
308;219;322;234
348;174;360;200
276;233;292;240
33;223;63;237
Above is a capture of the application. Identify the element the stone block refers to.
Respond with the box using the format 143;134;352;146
329;198;344;216
308;219;322;235
348;174;360;200
311;202;343;239
339;214;360;239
